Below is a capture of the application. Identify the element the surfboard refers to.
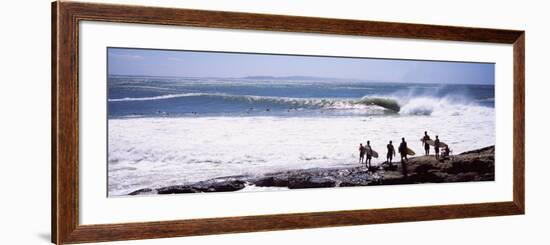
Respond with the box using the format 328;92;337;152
425;139;448;148
370;149;379;158
407;148;415;156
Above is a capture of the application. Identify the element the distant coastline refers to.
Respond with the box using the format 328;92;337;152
108;74;494;86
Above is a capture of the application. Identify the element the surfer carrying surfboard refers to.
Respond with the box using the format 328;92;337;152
398;137;408;177
358;143;366;164
421;131;431;156
365;141;373;168
386;140;396;166
434;136;441;159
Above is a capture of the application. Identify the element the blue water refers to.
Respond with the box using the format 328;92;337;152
108;75;494;118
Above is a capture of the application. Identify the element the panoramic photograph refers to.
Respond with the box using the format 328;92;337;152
107;47;495;197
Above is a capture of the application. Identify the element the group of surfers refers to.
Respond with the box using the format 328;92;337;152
358;131;451;177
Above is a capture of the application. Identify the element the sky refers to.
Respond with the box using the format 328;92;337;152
108;48;494;85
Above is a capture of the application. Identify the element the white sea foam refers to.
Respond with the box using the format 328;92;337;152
108;93;211;102
399;96;493;116
108;105;495;196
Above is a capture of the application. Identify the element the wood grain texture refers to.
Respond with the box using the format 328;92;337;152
51;1;58;243
64;202;521;244
61;1;523;43
53;1;80;244
52;1;525;244
513;33;525;213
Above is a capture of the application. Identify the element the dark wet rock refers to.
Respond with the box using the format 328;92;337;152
191;179;246;192
446;155;494;175
128;188;155;195
157;185;198;194
373;145;495;185
288;176;336;189
382;164;398;171
339;176;371;187
459;145;495;155
366;166;381;173
154;179;246;195
253;175;289;187
407;171;446;183
445;172;483;182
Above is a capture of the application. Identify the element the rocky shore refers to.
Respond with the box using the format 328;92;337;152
128;145;495;196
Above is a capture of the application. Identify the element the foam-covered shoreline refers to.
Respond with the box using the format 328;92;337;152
127;145;495;196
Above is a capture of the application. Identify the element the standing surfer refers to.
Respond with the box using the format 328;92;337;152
421;131;431;156
365;141;373;169
442;145;451;160
358;143;366;164
399;137;408;177
434;135;441;159
386;140;395;166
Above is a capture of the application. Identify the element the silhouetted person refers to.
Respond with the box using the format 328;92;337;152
421;131;431;156
359;143;366;164
399;137;408;177
442;145;451;160
386;140;395;166
434;135;441;159
365;141;372;168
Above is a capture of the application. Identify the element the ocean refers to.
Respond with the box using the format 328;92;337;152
107;75;495;196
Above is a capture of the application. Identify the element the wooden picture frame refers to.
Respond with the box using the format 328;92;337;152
52;1;525;244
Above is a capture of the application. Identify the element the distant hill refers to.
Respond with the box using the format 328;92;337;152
242;75;360;82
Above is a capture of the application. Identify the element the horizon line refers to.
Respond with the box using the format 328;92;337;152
107;73;494;85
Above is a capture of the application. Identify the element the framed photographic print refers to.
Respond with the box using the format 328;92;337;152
52;1;525;244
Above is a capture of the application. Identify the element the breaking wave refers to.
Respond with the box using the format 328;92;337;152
109;92;493;117
398;96;494;117
110;93;403;112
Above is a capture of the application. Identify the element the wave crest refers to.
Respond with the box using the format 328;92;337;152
356;97;401;112
110;93;402;112
109;93;210;102
109;92;492;117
